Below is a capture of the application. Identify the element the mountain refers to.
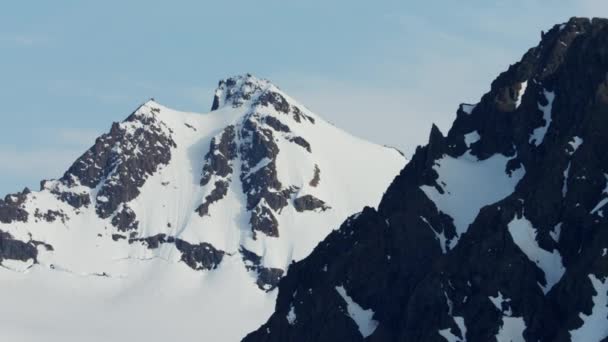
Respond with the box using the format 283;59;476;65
0;74;405;341
243;17;608;342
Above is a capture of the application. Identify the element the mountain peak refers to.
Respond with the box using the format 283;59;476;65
210;73;275;111
0;70;406;339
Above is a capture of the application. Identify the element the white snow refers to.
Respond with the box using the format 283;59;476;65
335;285;378;338
569;274;608;341
489;292;512;315
550;223;562;243
529;89;555;146
461;104;476;115
421;152;525;247
591;175;608;215
420;215;448;253
243;157;272;178
1;259;34;272
464;131;480;148
495;316;526;342
568;136;583;155
507;215;565;294
0;257;278;342
515;81;528;108
562;163;571;197
286;304;297;325
489;291;526;342
439;316;467;342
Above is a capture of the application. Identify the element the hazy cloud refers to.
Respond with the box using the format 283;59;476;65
577;0;608;15
272;12;525;156
0;145;83;192
0;33;49;46
57;128;100;147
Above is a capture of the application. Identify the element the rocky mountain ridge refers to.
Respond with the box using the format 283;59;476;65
244;17;608;342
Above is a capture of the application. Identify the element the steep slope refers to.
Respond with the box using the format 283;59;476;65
244;18;608;342
0;74;405;341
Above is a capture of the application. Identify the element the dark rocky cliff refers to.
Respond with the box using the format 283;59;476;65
244;17;608;342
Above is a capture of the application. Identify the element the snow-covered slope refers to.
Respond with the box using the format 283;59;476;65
0;74;405;341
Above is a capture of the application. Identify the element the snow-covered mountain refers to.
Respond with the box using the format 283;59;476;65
245;18;608;342
0;74;405;341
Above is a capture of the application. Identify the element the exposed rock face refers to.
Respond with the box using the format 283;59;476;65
202;75;331;244
309;165;321;187
0;188;30;224
200;125;238;187
241;246;285;291
130;234;224;271
197;180;230;216
211;74;314;123
0;230;52;265
244;18;608;342
34;209;68;224
194;74;347;288
60;103;176;219
42;181;90;209
264;116;291;133
288;136;311;153
174;239;225;271
250;204;280;238
111;205;138;232
293;195;330;212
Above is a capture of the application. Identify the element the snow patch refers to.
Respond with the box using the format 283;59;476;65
495;316;526;342
515;81;528;108
529;89;555;146
569;274;608;341
568;136;583;155
562;163;571;197
286;304;297;325
420;215;448;253
461;104;476;115
550;223;562;243
464;131;480;148
507;215;565;294
421;152;525;247
591;175;608;215
335;285;378;338
489;291;513;316
439;316;467;342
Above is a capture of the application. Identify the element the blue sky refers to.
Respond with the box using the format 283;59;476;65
1;1;606;194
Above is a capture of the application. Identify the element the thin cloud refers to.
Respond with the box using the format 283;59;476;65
57;128;100;147
577;0;608;16
0;145;83;192
49;79;131;104
0;33;49;47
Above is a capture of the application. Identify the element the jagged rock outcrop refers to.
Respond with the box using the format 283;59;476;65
293;195;330;212
130;234;225;271
244;17;608;342
60;102;176;220
0;188;30;224
0;230;52;266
